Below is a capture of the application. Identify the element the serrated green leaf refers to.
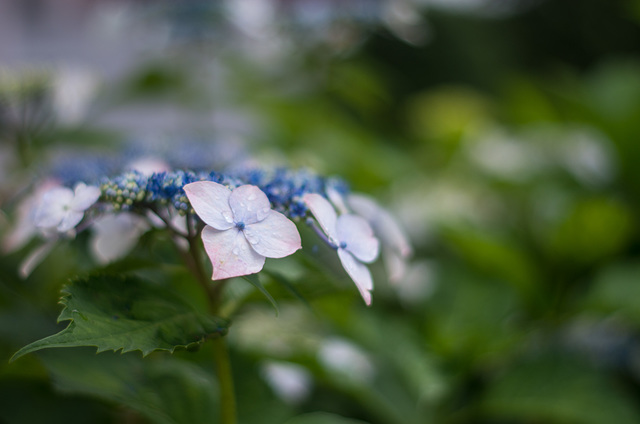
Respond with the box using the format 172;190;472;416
11;274;228;360
241;274;279;316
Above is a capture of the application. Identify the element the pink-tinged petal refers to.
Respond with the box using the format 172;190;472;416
337;249;373;306
243;210;301;258
336;214;379;264
229;185;272;225
71;183;101;211
184;181;235;230
348;193;412;258
202;225;265;280
34;187;74;228
302;193;338;242
57;210;84;232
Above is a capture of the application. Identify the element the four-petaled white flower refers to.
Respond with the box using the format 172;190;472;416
184;181;302;280
34;183;101;233
303;193;380;305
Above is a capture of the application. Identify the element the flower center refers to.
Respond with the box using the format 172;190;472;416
235;221;245;231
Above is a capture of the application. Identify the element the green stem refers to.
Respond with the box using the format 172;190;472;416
177;213;237;424
212;336;237;424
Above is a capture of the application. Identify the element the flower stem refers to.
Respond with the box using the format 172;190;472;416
212;336;237;424
179;213;237;424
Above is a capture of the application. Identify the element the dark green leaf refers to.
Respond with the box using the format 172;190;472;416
480;354;640;424
39;348;218;424
284;412;370;424
11;274;228;360
241;274;279;316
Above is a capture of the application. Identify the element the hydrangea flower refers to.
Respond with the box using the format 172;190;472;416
303;193;379;305
33;183;101;233
184;181;302;280
347;193;412;283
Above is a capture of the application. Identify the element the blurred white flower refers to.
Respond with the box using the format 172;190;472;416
467;129;547;181
395;178;494;245
556;128;616;186
347;193;412;284
33;183;101;233
90;212;149;264
304;193;379;305
318;338;374;383
2;179;61;253
395;260;437;306
126;157;170;177
261;361;313;404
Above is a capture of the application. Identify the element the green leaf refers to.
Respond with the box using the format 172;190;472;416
583;262;640;324
39;348;218;424
11;274;228;360
241;274;279;316
480;354;640;424
284;412;370;424
262;269;311;308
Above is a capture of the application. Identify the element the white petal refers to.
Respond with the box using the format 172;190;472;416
34;187;74;228
229;185;272;225
348;193;412;258
3;180;61;253
326;186;349;215
183;182;235;230
90;213;148;264
336;214;379;264
71;183;101;212
57;210;84;232
202;225;266;280
243;211;301;258
19;240;57;278
337;249;373;306
302;193;338;242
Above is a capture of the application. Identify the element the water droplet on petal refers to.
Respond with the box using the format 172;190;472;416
245;232;260;245
257;207;271;221
232;247;240;256
222;211;234;223
247;193;256;201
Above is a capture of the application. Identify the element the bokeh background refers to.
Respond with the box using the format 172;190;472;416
3;0;640;423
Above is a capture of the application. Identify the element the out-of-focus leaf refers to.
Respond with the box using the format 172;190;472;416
242;274;280;316
0;378;112;424
426;265;523;362
480;354;640;424
284;412;370;424
443;229;538;297
39;348;218;424
547;197;633;265
11;274;228;360
583;262;640;324
406;86;492;146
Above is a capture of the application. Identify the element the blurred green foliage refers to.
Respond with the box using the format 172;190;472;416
2;1;640;423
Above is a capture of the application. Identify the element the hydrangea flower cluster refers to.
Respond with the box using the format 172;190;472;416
8;164;411;305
